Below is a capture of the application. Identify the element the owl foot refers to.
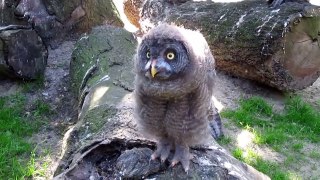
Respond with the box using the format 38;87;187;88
171;145;192;172
151;141;172;163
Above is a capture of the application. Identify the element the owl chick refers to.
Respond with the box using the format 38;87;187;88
134;23;221;172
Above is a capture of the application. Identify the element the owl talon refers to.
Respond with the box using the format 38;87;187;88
170;160;179;167
151;140;172;162
151;153;158;160
171;144;191;172
160;147;171;162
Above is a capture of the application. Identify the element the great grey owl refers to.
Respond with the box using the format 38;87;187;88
134;23;222;172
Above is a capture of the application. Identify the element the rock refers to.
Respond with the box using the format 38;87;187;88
0;0;27;26
42;0;81;23
42;0;123;33
14;0;65;46
0;28;48;79
140;0;320;91
54;25;269;179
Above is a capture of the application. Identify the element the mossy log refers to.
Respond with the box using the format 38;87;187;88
140;0;320;91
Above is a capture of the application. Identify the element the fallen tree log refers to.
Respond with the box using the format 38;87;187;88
139;0;320;91
54;25;269;179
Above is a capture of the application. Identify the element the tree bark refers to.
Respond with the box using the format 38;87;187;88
140;0;320;91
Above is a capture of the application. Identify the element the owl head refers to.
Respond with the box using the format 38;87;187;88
135;23;215;98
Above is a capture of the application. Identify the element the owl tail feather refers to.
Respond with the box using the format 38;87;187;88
209;106;224;140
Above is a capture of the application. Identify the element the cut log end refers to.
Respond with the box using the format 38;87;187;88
213;3;320;91
282;15;320;90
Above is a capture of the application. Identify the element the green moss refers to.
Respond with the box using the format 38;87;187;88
302;17;320;39
70;27;137;96
79;105;117;139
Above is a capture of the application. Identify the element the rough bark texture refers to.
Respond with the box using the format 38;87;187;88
139;0;320;91
0;27;48;79
54;25;270;180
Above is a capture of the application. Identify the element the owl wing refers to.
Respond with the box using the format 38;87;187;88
203;47;224;139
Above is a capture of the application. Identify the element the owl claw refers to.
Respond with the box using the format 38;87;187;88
171;145;192;172
151;140;172;162
171;157;190;172
170;160;179;167
160;147;171;162
151;153;158;160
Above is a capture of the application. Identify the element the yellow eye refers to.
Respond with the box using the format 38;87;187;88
166;52;175;60
146;51;150;59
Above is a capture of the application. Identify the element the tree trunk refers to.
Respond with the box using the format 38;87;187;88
140;0;320;91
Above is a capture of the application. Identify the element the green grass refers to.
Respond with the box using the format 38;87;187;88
291;143;303;152
0;94;48;179
232;148;289;180
309;151;320;159
232;148;244;161
221;95;320;179
21;76;45;93
32;99;52;117
217;136;232;145
222;96;320;147
25;148;50;177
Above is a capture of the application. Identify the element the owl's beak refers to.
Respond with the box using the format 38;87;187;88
151;66;157;78
150;58;171;78
150;60;158;78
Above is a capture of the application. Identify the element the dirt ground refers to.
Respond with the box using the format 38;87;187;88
0;38;319;178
